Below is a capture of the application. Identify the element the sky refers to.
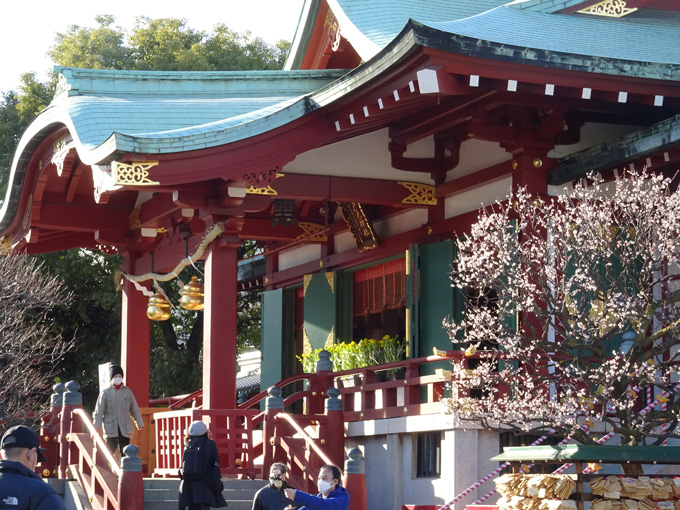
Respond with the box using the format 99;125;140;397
0;0;306;93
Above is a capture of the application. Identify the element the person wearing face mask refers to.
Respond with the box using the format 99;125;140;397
252;463;297;510
0;425;66;510
283;464;349;510
93;364;144;457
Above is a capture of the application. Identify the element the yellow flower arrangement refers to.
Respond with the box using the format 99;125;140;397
297;335;407;373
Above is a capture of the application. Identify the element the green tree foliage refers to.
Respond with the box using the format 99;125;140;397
49;15;131;70
0;92;20;195
0;75;55;196
36;250;123;410
0;15;280;403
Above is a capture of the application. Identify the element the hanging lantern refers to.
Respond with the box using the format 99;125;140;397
180;276;205;311
147;293;171;321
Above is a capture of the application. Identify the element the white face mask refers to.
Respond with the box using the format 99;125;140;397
317;479;333;494
113;377;123;385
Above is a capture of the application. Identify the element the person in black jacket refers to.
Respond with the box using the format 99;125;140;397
0;425;66;510
252;463;296;510
178;420;228;510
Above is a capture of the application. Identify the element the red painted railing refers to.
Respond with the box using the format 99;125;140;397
150;352;461;481
67;408;122;510
153;408;259;478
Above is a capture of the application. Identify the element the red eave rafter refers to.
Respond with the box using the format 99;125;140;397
424;47;680;102
118;109;337;188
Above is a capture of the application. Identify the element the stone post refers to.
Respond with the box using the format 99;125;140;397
118;444;144;510
263;386;284;479
344;447;367;510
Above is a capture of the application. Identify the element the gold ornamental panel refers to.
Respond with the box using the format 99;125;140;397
246;185;278;195
303;330;312;354
577;0;637;17
325;326;335;349
113;161;160;186
297;222;327;242
398;181;437;205
325;272;335;294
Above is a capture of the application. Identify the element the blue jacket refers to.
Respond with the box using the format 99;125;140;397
0;460;65;510
293;486;350;510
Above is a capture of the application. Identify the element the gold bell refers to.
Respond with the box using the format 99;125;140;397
147;293;171;321
180;276;205;311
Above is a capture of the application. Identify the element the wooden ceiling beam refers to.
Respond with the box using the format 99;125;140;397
30;202;130;232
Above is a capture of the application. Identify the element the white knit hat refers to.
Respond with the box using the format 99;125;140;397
188;420;207;436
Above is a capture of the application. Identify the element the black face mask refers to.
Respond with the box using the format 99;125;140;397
270;470;288;490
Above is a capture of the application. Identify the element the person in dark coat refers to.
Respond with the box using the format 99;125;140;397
0;425;66;510
178;420;228;510
252;462;296;510
283;464;349;510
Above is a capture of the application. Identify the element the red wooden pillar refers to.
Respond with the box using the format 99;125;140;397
203;238;239;410
121;275;150;407
322;387;345;468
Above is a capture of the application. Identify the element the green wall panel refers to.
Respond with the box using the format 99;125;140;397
303;272;337;351
261;288;284;393
420;240;457;374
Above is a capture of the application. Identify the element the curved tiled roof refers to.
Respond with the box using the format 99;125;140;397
288;0;680;70
424;6;680;68
330;0;506;55
44;67;347;163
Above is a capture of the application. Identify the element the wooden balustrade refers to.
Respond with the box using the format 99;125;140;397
152;408;258;478
68;408;122;510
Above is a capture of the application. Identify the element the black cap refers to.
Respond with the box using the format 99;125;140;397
1;425;48;463
109;365;124;380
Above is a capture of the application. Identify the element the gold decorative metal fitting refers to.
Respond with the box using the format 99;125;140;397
512;160;518;170
270;438;275;445
533;158;543;168
320;439;326;444
398;182;437;206
312;392;317;396
403;407;408;415
426;226;433;236
359;412;364;419
113;161;160;186
320;260;324;268
297;222;328;242
404;379;408;385
578;0;637;17
246;185;278;195
264;277;269;284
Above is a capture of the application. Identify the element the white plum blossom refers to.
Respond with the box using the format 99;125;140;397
442;170;680;446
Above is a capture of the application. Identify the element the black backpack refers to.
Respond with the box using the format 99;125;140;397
182;439;209;481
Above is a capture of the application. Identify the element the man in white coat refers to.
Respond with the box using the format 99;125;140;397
93;365;144;456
